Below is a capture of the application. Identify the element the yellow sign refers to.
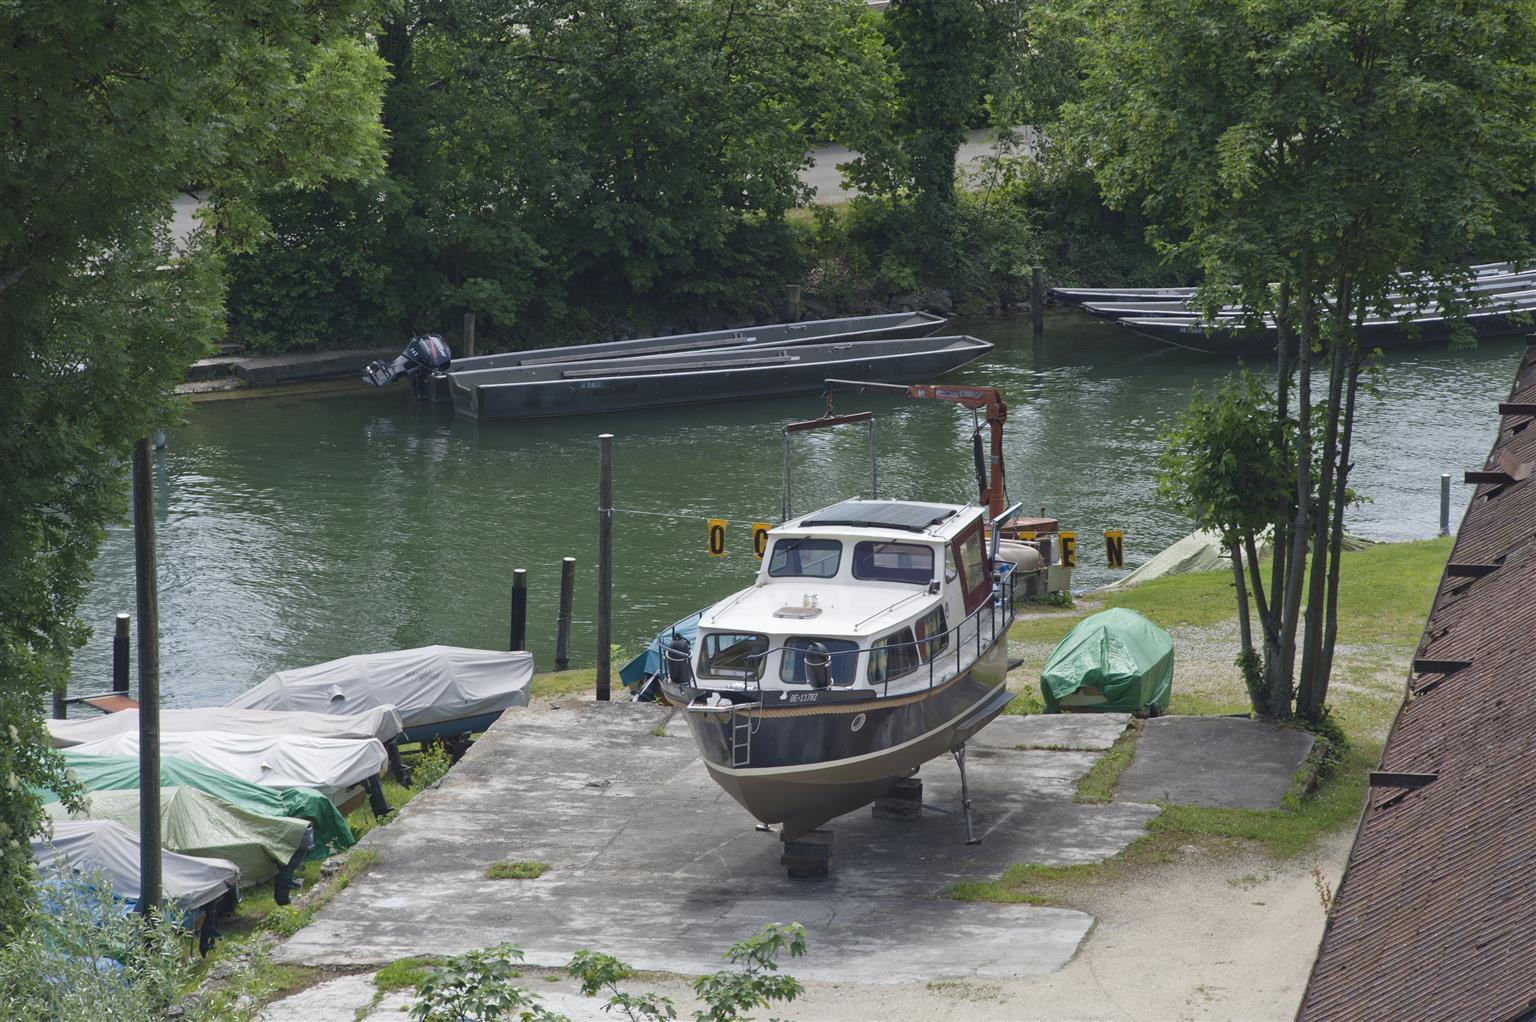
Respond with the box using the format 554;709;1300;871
1060;530;1077;568
751;522;771;560
1015;531;1037;541
707;518;727;557
1104;529;1125;569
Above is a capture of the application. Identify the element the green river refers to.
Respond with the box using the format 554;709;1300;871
71;311;1520;706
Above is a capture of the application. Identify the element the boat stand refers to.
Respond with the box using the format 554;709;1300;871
953;744;982;846
872;774;924;820
780;828;834;879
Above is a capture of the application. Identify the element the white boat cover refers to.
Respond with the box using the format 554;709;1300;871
33;819;238;911
226;645;534;728
67;730;388;796
47;705;404;749
1098;528;1376;591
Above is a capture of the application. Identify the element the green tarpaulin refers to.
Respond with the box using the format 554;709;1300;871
1041;608;1174;714
48;752;353;859
46;786;307;886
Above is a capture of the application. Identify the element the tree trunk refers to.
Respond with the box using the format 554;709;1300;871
1273;270;1313;718
1318;346;1363;694
1298;313;1347;720
1230;535;1264;715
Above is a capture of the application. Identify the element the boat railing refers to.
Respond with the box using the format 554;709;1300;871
699;568;1018;700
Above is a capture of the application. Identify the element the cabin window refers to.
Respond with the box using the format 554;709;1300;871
768;538;842;578
944;547;958;582
779;637;860;686
916;606;949;660
852;542;934;585
956;529;987;595
868;627;922;684
698;632;767;681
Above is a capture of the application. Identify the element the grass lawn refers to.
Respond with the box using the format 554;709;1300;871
959;536;1451;905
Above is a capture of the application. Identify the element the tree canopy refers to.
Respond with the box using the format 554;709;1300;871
0;0;387;926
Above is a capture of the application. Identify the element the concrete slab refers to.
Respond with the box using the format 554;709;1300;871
275;704;1159;984
258;974;376;1022
1115;716;1316;809
981;712;1132;751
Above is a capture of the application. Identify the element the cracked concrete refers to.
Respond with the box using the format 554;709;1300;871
273;703;1156;987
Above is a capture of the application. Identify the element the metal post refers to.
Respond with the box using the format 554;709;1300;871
868;418;877;500
1031;266;1045;335
555;557;575;670
1440;473;1451;536
510;568;528;652
133;438;161;916
52;686;66;720
463;312;476;359
781;431;792;522
112;612;130;693
596;435;614;701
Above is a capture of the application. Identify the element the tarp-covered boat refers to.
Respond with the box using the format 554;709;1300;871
45;786;309;888
1041;608;1174;714
227;646;535;744
46;752;352;858
47;705;404;749
33;819;238;914
68;730;388;798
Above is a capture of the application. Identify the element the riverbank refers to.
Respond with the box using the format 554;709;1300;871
232;536;1445;1021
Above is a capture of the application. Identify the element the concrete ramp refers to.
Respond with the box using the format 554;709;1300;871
276;703;1158;983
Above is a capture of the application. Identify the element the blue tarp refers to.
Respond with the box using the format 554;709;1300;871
620;609;707;687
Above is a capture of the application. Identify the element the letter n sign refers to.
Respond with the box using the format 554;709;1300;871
707;518;727;557
1104;529;1125;569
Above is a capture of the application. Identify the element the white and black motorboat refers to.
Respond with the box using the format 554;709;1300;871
659;497;1019;852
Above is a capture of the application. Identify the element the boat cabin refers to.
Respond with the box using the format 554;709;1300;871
687;499;1000;702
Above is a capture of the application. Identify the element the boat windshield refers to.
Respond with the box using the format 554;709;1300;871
768;538;842;578
698;632;767;681
779;637;860;686
852;541;934;585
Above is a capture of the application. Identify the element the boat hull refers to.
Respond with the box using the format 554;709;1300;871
675;639;1011;841
451;335;992;420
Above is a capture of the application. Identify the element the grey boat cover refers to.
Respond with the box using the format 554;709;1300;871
227;645;534;728
33;819;238;912
44;786;307;887
67;730;387;797
47;704;404;749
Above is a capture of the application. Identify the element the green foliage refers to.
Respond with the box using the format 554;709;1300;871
0;876;196;1022
410;742;453;791
230;0;896;350
567;951;677;1021
376;957;446;993
0;0;386;931
485;861;550;881
690;922;807;1022
410;944;555;1022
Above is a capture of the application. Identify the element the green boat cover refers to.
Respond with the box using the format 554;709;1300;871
47;752;353;859
45;786;307;886
1041;608;1173;713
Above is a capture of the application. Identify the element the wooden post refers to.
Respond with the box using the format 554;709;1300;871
510;568;528;652
555;557;575;670
1440;473;1451;536
597;434;614;701
112;612;130;693
784;284;803;320
52;685;66;720
463;313;476;359
1031;266;1045;335
133;438;161;916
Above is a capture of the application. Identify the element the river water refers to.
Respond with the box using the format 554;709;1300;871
70;311;1520;707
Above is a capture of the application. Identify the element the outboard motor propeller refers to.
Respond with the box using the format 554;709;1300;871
363;333;453;392
805;641;832;689
664;633;694;688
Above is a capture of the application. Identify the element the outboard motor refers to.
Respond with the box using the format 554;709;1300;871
804;641;832;689
363;334;453;395
664;633;694;688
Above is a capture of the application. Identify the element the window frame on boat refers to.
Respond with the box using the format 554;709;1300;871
778;636;860;687
867;626;923;685
851;540;936;586
951;520;990;613
697;631;769;682
916;605;949;660
766;537;843;579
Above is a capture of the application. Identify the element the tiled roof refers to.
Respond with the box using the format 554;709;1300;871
1299;338;1536;1021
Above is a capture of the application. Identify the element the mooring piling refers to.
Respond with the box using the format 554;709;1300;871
510;568;528;652
1440;473;1451;536
597;434;614;701
1031;266;1045;335
555;556;575;670
463;312;476;359
133;437;162;915
113;612;130;693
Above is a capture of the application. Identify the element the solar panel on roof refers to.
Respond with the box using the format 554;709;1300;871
799;500;957;533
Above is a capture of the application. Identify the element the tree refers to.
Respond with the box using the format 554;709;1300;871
228;0;897;351
0;1;386;928
1069;0;1536;720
